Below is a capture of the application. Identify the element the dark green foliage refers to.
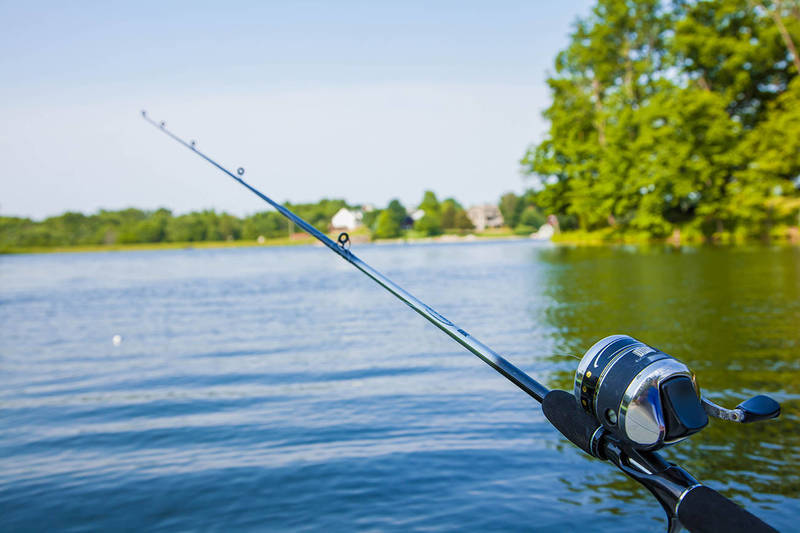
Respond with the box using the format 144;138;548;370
520;205;546;229
523;0;800;240
242;211;288;239
415;191;443;235
386;199;408;227
374;210;403;238
415;214;443;236
1;194;482;249
363;199;406;235
440;202;457;229
453;209;475;230
439;198;472;230
0;200;349;249
362;210;380;231
499;193;525;229
284;199;348;233
418;190;440;215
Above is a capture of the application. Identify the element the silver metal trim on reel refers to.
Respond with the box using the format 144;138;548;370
619;358;694;447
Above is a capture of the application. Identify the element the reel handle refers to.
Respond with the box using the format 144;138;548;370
677;486;777;533
701;395;780;423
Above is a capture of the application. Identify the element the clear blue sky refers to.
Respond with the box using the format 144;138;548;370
0;1;594;219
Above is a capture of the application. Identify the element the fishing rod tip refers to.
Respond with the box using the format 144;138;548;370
141;110;147;117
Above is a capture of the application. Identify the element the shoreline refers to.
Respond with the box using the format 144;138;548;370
552;227;800;247
6;228;800;255
0;231;531;255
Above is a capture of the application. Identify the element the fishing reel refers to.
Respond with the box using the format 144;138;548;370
574;335;780;451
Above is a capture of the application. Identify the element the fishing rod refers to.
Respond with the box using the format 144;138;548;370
142;111;781;533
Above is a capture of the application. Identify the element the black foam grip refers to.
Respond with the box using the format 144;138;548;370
542;389;601;456
678;486;777;533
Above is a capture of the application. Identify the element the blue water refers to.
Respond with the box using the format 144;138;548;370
1;241;797;531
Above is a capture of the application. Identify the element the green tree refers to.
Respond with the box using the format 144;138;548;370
386;199;407;226
242;211;289;239
727;76;800;235
520;205;546;229
522;0;799;240
414;214;442;236
440;202;456;229
499;192;525;229
414;190;443;235
453;209;475;230
439;198;470;230
418;190;440;215
166;213;206;242
374;210;403;238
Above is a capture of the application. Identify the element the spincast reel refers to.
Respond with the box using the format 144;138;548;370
574;335;781;451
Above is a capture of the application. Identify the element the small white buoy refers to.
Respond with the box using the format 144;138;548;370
112;334;122;346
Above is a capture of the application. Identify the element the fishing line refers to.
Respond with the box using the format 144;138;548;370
141;111;549;402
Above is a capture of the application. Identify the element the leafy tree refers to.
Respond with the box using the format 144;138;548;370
166;213;206;242
673;0;796;128
374;210;403;238
242;211;288;239
453;209;475;230
362;210;381;230
728;76;800;235
285;199;348;232
520;205;546;229
418;190;440;215
499;192;525;228
522;0;800;240
414;191;444;235
386;199;408;226
439;198;471;231
415;214;442;236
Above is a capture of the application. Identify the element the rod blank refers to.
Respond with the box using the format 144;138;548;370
142;111;549;402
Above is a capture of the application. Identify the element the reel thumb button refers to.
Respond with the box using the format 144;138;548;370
660;376;709;441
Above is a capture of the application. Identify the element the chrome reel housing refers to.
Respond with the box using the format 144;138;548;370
574;335;708;450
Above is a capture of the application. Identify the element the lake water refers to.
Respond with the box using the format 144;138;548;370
1;241;798;531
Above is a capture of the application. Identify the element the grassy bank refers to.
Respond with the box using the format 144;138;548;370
552;225;800;246
1;228;525;255
0;236;316;255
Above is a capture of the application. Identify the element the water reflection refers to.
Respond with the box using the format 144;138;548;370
0;242;797;531
535;244;800;505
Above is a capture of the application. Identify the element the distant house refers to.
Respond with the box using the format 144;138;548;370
410;209;426;221
466;205;504;231
331;208;363;230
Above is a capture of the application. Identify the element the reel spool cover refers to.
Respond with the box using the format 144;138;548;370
574;335;708;450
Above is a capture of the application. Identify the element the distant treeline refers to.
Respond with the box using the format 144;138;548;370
0;191;548;250
524;0;800;241
0;200;348;249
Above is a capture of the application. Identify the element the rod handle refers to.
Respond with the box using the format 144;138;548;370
677;486;777;533
542;389;601;456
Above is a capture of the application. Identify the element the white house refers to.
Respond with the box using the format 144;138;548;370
331;208;363;230
466;205;504;231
